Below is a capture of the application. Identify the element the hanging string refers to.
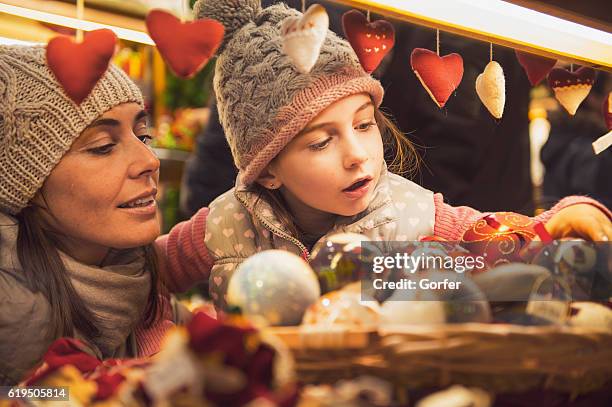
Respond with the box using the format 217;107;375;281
181;0;188;22
436;29;440;56
76;0;84;42
301;0;306;13
366;10;371;22
489;43;493;62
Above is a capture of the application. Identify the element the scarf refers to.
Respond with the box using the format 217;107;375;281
0;212;151;359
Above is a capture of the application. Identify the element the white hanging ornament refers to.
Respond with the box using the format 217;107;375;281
475;60;506;119
281;4;329;74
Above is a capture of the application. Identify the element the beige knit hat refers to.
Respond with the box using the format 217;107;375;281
194;0;384;185
0;45;144;215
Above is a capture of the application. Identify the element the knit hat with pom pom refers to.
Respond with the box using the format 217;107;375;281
194;0;384;185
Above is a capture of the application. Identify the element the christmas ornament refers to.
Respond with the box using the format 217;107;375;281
411;48;464;108
515;50;556;86
302;287;380;329
227;250;320;326
461;212;552;267
475;61;505;119
472;263;552;302
548;66;596;115
568;302;612;331
46;29;117;104
380;288;446;326
341;10;394;73
281;4;329;74
416;385;492;407
146;9;224;79
310;232;377;294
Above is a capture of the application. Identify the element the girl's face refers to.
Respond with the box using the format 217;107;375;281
268;93;384;217
33;102;160;265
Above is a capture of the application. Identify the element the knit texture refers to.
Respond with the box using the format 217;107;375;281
194;0;383;184
0;45;144;215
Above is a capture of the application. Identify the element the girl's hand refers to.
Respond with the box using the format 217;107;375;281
545;204;612;241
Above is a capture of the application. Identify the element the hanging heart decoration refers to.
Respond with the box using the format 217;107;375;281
548;66;596;115
281;4;329;74
146;9;224;79
46;29;117;104
515;50;557;86
341;9;394;73
410;48;464;108
475;61;506;119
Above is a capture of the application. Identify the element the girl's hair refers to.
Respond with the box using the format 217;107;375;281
253;106;421;239
15;205;163;342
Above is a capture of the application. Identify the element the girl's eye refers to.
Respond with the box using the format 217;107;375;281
138;135;153;145
88;143;115;155
356;121;376;132
309;137;332;151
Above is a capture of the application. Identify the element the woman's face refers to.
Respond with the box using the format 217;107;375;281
33;102;160;265
267;93;384;217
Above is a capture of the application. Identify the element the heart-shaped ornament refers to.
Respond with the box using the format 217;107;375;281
548;67;596;115
515;50;557;86
46;29;117;104
341;10;394;73
475;61;506;119
281;4;329;74
410;48;464;108
146;9;224;79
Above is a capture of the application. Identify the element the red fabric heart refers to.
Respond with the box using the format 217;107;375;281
515;51;556;86
46;29;117;104
547;66;596;89
146;9;224;79
342;10;394;73
603;92;612;130
410;48;463;108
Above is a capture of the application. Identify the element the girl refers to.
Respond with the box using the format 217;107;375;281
0;45;192;384
157;0;611;309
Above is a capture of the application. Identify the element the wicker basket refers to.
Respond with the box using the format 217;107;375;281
266;324;612;396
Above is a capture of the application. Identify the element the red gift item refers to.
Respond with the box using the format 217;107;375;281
146;9;224;79
410;48;464;108
342;10;395;73
461;212;552;268
515;50;556;86
46;29;117;104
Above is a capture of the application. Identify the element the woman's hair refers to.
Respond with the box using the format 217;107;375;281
253;106;421;239
15;205;163;342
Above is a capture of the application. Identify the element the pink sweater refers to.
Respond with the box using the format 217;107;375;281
135;195;610;356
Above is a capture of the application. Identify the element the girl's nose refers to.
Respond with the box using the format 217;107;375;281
343;132;369;169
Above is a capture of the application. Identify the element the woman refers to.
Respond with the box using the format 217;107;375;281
0;45;191;385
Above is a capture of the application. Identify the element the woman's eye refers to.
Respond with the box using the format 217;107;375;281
88;143;116;155
138;135;153;145
309;137;332;151
356;122;376;132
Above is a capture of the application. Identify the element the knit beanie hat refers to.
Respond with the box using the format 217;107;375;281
194;0;384;184
0;45;144;215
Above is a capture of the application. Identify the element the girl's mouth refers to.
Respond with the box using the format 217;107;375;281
342;177;372;199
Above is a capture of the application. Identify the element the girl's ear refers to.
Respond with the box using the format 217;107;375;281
255;166;282;190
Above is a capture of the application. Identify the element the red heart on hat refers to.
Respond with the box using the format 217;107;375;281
342;10;394;73
410;48;464;108
146;9;224;79
515;50;557;86
548;67;596;115
46;29;117;104
603;92;612;130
